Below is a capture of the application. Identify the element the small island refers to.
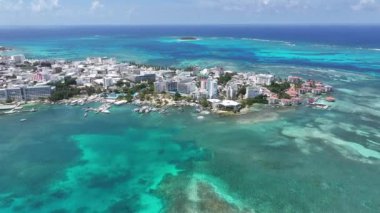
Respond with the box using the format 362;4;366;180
179;36;198;41
0;46;12;51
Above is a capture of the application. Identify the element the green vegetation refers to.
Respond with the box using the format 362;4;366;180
49;77;80;102
278;93;291;99
83;86;102;96
241;95;268;108
218;73;235;86
293;81;304;89
129;61;167;71
184;66;196;71
174;92;182;101
237;86;246;97
199;97;210;108
117;94;133;102
6;98;13;104
266;82;291;99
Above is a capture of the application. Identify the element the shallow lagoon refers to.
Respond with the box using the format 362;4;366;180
0;66;379;212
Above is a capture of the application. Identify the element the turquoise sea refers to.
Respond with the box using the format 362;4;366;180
0;26;380;212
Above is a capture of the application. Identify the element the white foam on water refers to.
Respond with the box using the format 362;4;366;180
282;125;380;163
187;178;199;202
191;173;253;212
367;139;380;146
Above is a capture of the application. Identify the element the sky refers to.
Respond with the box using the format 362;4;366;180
0;0;380;25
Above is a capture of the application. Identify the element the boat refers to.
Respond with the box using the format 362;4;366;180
310;103;329;109
20;119;27;122
114;100;127;106
84;112;88;117
3;109;16;114
326;96;336;102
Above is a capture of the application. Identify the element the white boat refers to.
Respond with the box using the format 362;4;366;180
84;112;88;117
20;119;27;122
3;109;16;114
114;100;127;106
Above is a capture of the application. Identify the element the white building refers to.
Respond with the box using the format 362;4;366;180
23;86;52;101
154;81;167;93
245;87;263;99
103;77;114;88
255;74;274;86
178;81;196;95
11;55;25;64
0;86;52;102
207;77;218;99
226;86;236;100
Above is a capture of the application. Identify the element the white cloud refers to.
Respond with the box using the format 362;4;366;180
351;0;380;11
31;0;60;12
0;0;24;11
199;0;307;12
91;0;104;11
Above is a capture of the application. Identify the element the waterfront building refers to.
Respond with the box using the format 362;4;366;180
177;81;196;95
268;97;280;105
324;85;333;92
166;81;178;93
207;99;241;112
280;99;292;106
10;55;25;64
312;88;322;95
0;86;52;102
154;81;167;93
86;57;115;65
207;77;218;98
299;88;307;95
226;85;238;100
219;100;241;112
23;86;52;101
6;88;23;101
0;89;7;101
291;98;302;105
245;87;262;99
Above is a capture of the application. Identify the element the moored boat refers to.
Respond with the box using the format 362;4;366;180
326;96;336;102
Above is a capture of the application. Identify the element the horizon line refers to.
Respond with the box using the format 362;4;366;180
1;23;380;27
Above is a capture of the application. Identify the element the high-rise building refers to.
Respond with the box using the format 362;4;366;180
207;77;218;98
255;74;274;86
0;86;52;102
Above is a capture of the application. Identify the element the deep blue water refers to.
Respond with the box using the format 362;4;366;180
1;25;380;48
1;25;380;74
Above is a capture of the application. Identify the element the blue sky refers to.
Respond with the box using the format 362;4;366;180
0;0;380;25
